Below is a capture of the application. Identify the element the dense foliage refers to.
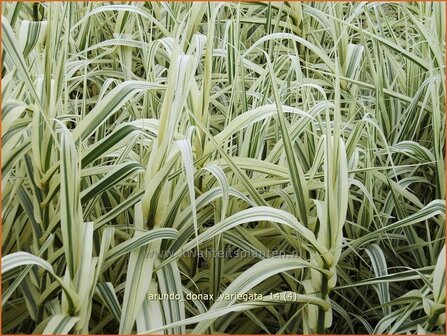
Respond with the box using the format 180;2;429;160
1;1;446;334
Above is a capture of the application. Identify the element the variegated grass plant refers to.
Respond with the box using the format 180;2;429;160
1;1;446;334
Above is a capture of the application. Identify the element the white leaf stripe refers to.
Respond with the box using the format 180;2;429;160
72;81;164;142
2;252;80;313
18;20;47;57
104;228;178;268
42;314;79;334
80;162;144;203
